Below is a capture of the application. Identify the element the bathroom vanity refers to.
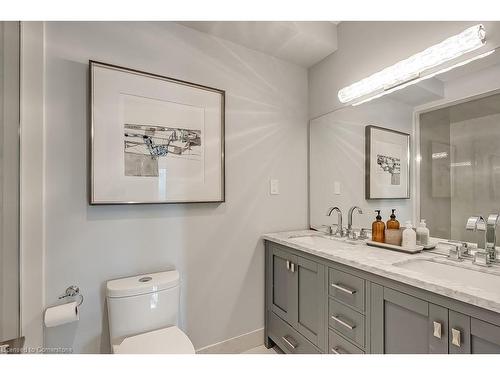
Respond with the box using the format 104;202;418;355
264;231;500;354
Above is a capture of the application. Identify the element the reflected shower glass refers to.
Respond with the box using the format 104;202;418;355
419;91;500;243
0;21;20;342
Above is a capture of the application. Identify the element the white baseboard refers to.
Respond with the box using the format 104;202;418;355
196;328;264;354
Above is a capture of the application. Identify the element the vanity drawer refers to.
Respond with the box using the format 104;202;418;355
329;268;365;312
329;330;364;354
329;299;365;348
268;312;321;354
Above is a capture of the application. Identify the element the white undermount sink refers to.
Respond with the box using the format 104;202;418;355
288;234;358;247
395;259;500;295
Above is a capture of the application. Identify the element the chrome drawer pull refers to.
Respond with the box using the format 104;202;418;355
331;346;345;354
331;283;356;295
433;321;442;339
331;315;356;330
451;328;461;347
286;260;290;270
282;335;298;350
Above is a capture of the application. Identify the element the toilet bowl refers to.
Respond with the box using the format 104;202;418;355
106;270;195;354
113;326;194;354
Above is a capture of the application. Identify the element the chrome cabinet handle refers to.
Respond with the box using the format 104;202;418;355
331;346;345;354
282;335;297;350
331;283;356;295
331;315;356;330
291;263;295;273
451;328;461;347
286;260;290;270
433;321;442;339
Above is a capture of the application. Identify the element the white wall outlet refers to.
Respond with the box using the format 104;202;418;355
270;179;280;195
334;181;341;195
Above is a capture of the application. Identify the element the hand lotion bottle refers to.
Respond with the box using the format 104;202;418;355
402;221;417;249
372;210;385;243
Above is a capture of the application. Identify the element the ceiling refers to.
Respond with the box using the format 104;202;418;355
178;21;338;68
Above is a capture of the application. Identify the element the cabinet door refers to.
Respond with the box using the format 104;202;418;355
269;245;297;325
371;286;448;353
470;318;500;353
449;310;471;354
296;256;325;350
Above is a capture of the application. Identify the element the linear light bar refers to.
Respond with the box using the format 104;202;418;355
352;49;495;106
338;24;486;104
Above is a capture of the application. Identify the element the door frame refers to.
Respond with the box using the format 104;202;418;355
19;21;45;349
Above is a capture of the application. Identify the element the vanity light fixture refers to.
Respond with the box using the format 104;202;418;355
338;24;488;105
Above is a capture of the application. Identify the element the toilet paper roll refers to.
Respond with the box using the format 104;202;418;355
44;301;79;328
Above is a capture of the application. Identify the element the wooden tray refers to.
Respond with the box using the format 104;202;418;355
366;240;424;254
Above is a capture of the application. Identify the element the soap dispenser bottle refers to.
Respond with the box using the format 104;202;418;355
372;210;385;243
386;209;400;229
402;221;417;249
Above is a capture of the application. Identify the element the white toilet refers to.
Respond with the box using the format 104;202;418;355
106;269;195;354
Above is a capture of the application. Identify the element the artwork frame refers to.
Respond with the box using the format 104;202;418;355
89;60;225;205
365;125;410;199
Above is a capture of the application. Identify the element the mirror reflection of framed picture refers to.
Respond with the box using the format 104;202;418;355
89;61;225;205
365;125;410;199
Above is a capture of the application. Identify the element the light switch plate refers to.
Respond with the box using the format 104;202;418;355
334;181;341;195
270;179;280;195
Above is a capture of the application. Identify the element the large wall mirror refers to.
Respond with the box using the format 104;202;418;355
310;46;500;245
418;91;500;242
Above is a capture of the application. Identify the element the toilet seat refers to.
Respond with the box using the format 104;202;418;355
113;326;195;354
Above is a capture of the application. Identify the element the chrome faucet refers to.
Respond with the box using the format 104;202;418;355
326;206;344;237
346;206;363;239
485;214;499;262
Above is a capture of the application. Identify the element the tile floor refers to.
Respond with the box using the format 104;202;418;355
241;345;281;354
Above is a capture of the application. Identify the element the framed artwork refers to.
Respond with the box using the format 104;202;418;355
365;125;410;199
89;61;225;204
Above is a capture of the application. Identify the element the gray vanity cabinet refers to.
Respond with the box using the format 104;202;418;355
371;285;449;354
265;239;500;354
266;243;326;352
469;318;500;353
269;246;297;325
448;313;500;354
371;285;500;354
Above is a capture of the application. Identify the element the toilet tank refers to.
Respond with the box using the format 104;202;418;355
106;270;180;344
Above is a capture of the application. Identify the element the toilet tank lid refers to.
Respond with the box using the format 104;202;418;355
106;270;180;298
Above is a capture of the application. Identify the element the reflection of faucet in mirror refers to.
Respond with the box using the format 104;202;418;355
466;215;500;266
346;206;363;239
466;215;486;248
485;214;500;262
326;206;344;237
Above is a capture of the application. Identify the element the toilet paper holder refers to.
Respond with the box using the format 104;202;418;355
59;285;84;307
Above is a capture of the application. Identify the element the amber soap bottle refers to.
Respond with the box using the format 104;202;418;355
372;210;386;243
386;209;400;229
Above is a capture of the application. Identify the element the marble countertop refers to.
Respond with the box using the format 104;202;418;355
263;229;500;314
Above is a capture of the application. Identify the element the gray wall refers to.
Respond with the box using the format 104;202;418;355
43;22;309;353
